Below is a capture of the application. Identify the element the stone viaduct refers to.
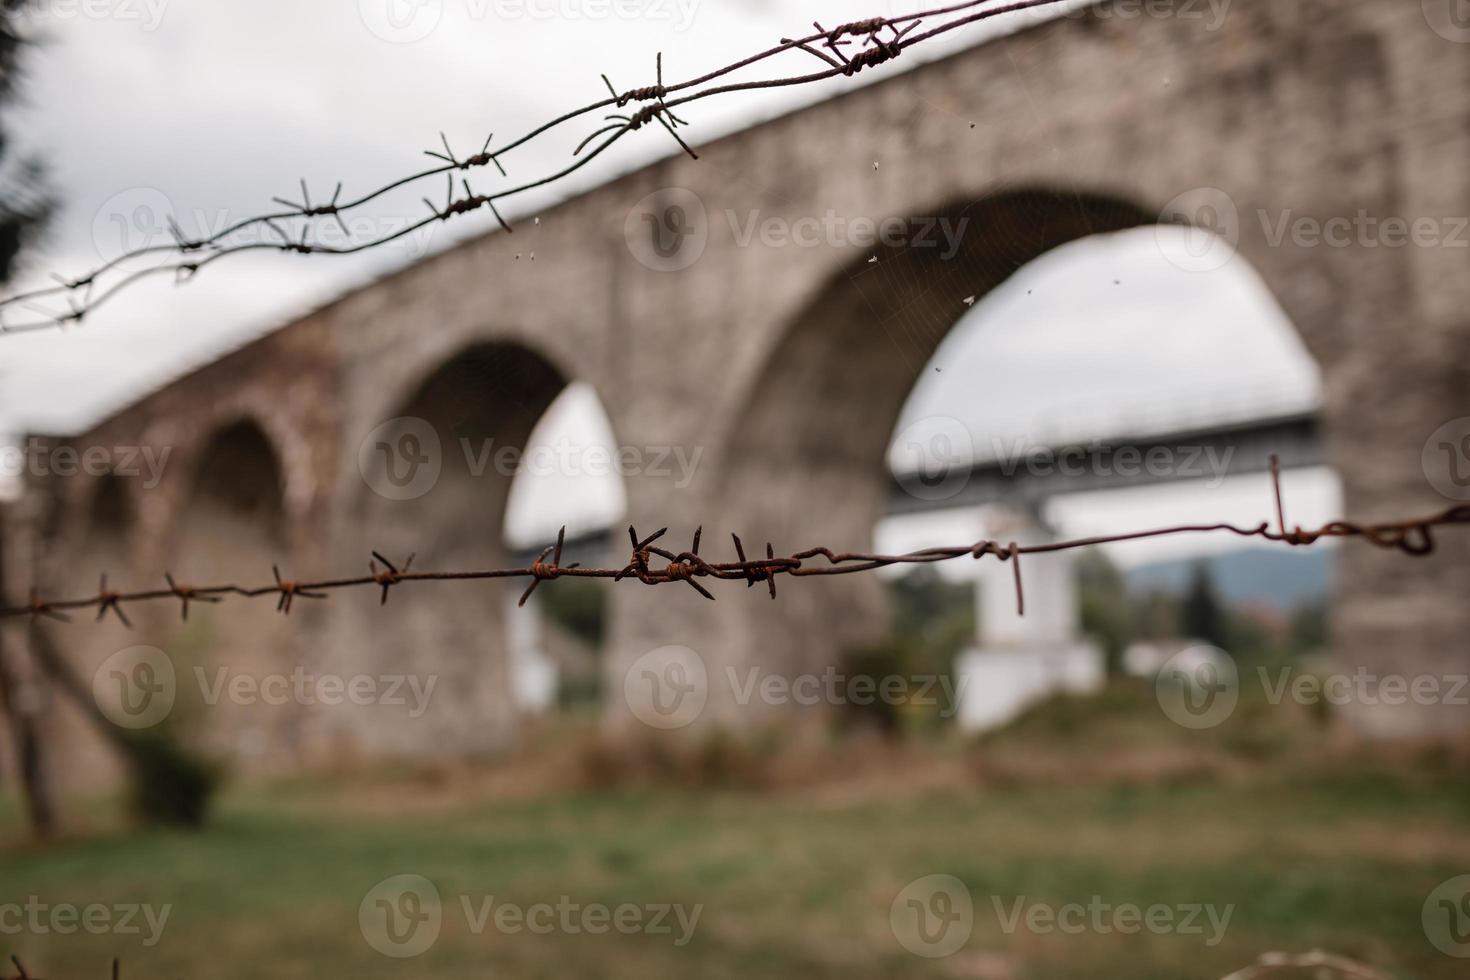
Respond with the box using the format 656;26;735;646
10;0;1470;785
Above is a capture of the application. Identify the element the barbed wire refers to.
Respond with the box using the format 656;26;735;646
1217;950;1394;980
0;0;1074;336
4;458;1468;625
0;948;1398;980
2;957;118;980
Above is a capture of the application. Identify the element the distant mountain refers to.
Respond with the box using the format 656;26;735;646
1125;548;1334;611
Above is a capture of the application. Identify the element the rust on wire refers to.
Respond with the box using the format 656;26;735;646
0;0;1077;335
2;956;122;980
5;458;1469;625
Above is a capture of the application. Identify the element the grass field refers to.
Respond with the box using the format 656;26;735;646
3;684;1469;980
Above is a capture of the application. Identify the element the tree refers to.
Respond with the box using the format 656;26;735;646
0;3;55;837
1181;559;1230;650
1076;550;1132;674
0;2;53;285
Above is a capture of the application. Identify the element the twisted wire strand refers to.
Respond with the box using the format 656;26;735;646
6;458;1467;625
0;0;1072;335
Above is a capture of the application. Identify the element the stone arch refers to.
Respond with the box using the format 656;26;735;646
165;417;294;768
180;419;288;553
719;187;1158;517
669;185;1321;725
80;471;136;580
330;339;583;759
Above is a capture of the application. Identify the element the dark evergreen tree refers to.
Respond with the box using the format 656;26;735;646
0;2;52;286
1181;559;1229;649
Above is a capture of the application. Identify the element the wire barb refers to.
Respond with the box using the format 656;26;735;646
95;572;133;628
272;565;327;615
370;551;415;606
519;526;578;607
164;571;220;622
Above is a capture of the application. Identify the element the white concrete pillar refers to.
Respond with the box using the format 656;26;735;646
956;508;1103;732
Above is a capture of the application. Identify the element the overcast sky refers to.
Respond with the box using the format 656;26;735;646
1;0;1326;560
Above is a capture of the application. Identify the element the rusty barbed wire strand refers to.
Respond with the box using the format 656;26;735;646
0;0;1075;335
0;949;1398;980
1217;950;1394;980
2;956;120;980
2;458;1467;625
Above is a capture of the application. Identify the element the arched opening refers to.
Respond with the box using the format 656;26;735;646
82;472;133;582
346;342;617;756
709;187;1326;730
504;382;626;717
181;420;287;561
169;419;291;766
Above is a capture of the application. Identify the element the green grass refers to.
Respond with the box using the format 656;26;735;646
4;694;1470;980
